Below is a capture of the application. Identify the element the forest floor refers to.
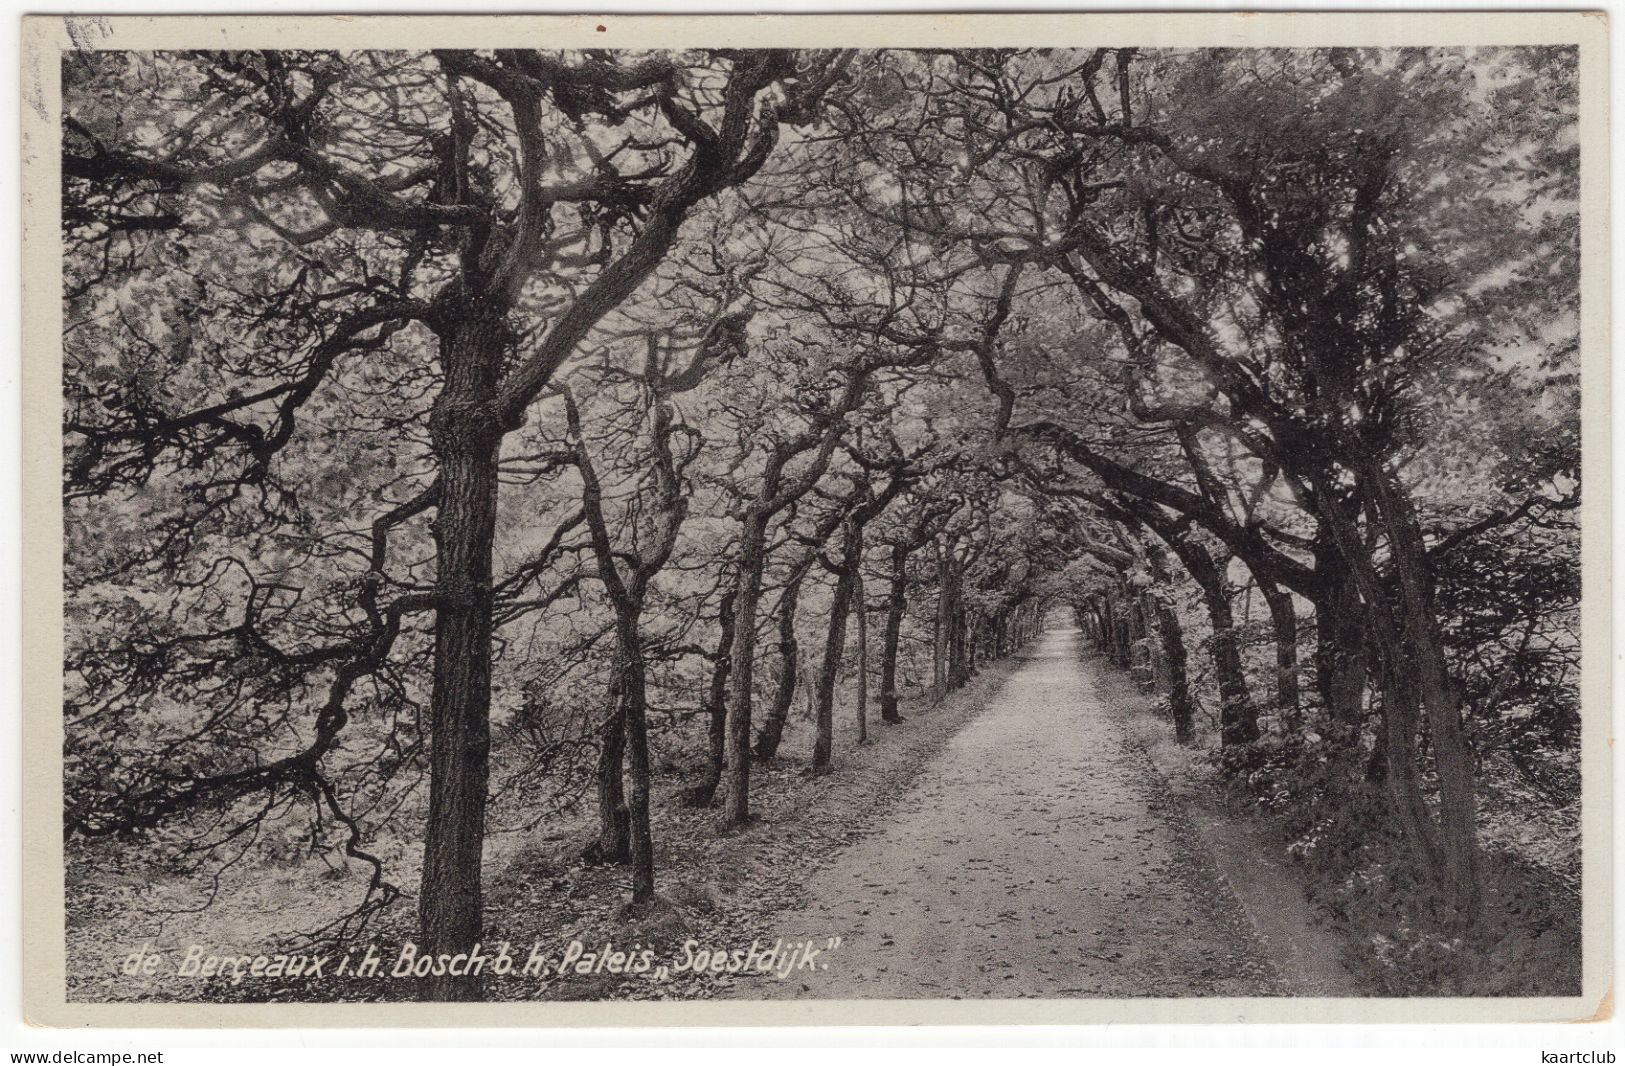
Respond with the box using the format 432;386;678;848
69;645;1031;1003
69;627;1373;1003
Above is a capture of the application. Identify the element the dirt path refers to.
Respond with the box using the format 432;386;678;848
1086;661;1371;997
730;626;1288;1000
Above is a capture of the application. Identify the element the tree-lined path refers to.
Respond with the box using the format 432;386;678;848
59;43;1582;1003
736;625;1293;999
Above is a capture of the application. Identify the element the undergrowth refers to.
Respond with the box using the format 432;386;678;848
1221;729;1580;996
1125;673;1579;998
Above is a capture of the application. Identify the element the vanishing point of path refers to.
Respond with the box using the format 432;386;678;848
733;626;1341;1000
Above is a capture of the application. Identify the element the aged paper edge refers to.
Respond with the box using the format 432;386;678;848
18;11;1612;1029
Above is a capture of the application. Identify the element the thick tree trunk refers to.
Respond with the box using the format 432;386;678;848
1312;467;1481;923
946;563;969;690
1089;599;1109;652
1175;539;1259;748
616;626;656;904
721;514;770;828
585;671;629;864
1365;715;1390;783
420;308;504;1002
1143;544;1195;745
932;544;952;700
812;522;859;769
1104;590;1131;668
1313;554;1369;768
754;562;807;760
1114;594;1129;665
568;390;673;906
1363;467;1480;922
965;614;979;677
1127;595;1154;692
1258;576;1301;720
879;543;909;724
1375;651;1446;890
685;587;735;807
855;568;868;744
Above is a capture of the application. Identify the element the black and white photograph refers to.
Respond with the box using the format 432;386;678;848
19;12;1609;1027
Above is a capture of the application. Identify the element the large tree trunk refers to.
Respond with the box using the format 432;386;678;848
1087;598;1109;653
1127;594;1153;692
420;307;504;1002
754;562;807;760
720;514;770;828
879;543;909;724
1312;466;1481;923
1143;543;1195;745
946;564;969;690
932;543;952;700
1362;466;1481;923
1174;537;1259;748
585;670;629;864
685;587;735;807
1116;593;1132;667
567;391;667;905
855;567;868;744
812;521;860;770
1257;576;1301;720
616;624;656;904
1312;546;1369;770
1102;590;1130;668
